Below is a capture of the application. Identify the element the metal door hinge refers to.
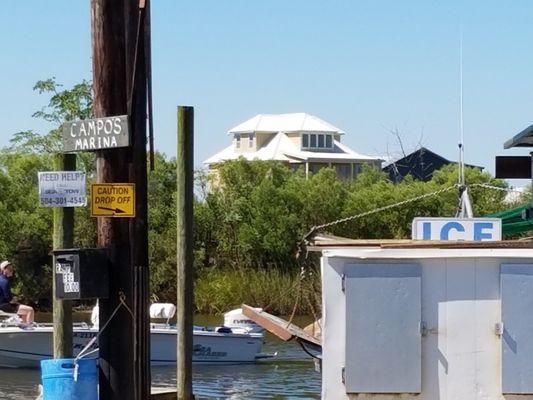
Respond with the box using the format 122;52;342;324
419;321;427;336
495;322;504;336
341;273;346;293
341;366;345;384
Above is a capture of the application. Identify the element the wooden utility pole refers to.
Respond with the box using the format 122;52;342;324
52;153;75;358
91;0;150;398
176;106;194;400
125;0;151;398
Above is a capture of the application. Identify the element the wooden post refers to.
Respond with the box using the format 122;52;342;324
52;153;75;358
126;0;151;398
91;0;134;398
176;106;194;400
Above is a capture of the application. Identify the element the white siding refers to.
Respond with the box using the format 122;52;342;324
322;251;533;400
501;264;533;394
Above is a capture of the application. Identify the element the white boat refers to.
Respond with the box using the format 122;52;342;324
0;305;268;368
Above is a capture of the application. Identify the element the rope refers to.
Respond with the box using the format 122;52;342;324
301;184;458;244
297;339;321;360
285;265;305;328
119;291;135;320
304;289;321;336
75;292;133;361
288;181;516;330
299;182;520;246
470;183;526;194
289;184;460;324
260;274;301;313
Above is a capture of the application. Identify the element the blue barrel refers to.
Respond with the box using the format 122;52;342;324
41;358;98;400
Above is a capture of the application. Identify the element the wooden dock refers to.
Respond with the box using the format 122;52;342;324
151;388;177;399
241;304;321;349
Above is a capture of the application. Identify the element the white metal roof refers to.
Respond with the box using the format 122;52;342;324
284;140;380;162
228;113;345;135
322;247;533;259
204;132;292;164
204;132;382;165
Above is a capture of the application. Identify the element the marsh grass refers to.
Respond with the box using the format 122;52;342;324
194;266;321;316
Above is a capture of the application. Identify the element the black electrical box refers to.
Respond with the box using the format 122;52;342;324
53;248;110;300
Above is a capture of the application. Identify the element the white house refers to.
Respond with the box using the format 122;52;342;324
204;113;382;179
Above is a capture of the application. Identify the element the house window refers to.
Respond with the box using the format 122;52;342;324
235;134;241;149
301;133;334;150
335;163;351;179
290;164;302;172
310;134;317;148
309;163;328;173
302;134;309;148
248;134;254;148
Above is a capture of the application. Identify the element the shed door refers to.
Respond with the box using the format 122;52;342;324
344;263;421;393
501;264;533;394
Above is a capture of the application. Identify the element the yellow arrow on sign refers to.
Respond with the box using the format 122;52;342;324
91;183;135;217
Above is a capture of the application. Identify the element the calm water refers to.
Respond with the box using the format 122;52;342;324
0;314;321;399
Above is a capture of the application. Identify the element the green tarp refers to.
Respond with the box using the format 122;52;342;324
486;203;533;236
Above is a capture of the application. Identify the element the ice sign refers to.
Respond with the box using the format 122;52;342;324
412;218;502;241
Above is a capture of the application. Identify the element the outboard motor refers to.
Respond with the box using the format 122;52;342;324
223;308;264;333
150;303;176;324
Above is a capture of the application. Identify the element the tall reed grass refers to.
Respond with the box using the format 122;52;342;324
194;267;321;316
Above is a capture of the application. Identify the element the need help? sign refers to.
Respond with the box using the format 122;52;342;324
38;171;87;207
412;218;502;241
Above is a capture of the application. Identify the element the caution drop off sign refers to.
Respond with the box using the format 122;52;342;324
91;183;135;217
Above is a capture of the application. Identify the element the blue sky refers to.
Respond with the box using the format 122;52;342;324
2;1;533;178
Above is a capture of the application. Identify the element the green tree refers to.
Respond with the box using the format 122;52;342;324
147;153;178;301
0;78;518;314
0;78;94;304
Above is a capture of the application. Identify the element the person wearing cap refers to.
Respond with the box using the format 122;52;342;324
0;261;34;323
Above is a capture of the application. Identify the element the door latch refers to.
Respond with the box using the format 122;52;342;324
495;322;504;336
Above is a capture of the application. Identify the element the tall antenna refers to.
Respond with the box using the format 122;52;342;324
457;27;473;218
459;28;465;187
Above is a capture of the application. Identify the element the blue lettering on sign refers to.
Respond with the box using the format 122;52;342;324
440;222;466;240
423;222;431;240
474;222;493;241
414;218;501;241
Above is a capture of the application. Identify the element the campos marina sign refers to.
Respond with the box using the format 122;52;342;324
62;115;130;152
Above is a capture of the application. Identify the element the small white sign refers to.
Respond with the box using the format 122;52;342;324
38;171;87;207
412;217;502;241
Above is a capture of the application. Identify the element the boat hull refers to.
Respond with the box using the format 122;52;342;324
0;326;264;368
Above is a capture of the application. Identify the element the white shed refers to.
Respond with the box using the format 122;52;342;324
312;237;533;400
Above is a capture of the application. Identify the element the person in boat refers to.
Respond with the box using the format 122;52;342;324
0;261;34;323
